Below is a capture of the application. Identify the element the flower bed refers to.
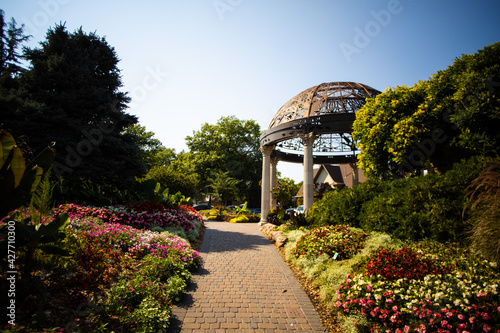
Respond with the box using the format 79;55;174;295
1;204;203;332
281;227;500;333
334;243;499;332
54;202;202;232
68;217;201;268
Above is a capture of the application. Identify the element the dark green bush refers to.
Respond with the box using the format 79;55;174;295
306;156;489;243
359;156;489;242
307;179;388;228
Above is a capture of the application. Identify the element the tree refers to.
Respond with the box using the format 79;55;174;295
185;116;262;206
353;43;500;178
207;170;241;206
1;24;145;192
141;150;200;199
123;124;175;170
273;176;301;208
0;10;30;77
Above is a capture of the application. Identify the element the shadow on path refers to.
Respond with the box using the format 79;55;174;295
169;266;209;333
205;227;270;253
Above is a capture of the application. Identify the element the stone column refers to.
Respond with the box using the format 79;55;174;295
270;156;278;210
301;133;317;214
260;145;274;224
351;163;359;187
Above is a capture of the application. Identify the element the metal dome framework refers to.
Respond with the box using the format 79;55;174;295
260;81;380;164
259;82;381;223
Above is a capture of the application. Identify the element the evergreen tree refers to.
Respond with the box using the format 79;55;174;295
1;24;145;190
0;10;30;77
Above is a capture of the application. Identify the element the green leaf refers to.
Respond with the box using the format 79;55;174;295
38;213;69;236
0;130;17;168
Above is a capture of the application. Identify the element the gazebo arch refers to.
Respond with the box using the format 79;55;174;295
259;82;381;223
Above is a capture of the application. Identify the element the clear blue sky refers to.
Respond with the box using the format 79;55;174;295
3;0;500;182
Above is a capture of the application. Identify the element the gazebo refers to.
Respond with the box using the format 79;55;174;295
259;81;381;222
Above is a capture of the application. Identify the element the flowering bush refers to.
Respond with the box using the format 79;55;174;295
107;274;171;332
294;225;368;260
68;217;201;269
1;202;202;332
334;243;500;332
365;247;453;281
1;206;52;225
54;202;200;232
63;233;123;289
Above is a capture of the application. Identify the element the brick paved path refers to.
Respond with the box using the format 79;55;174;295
171;221;326;332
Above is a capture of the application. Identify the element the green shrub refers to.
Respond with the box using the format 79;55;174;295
131;296;171;332
202;208;226;221
161;226;188;240
107;275;171;332
229;215;249;223
360;157;489;242
140;254;191;283
293;225;368;260
307;179;388;228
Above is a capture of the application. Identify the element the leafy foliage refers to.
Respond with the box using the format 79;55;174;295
207;170;241;206
185;116;262;206
0;130;56;218
123;124;176;170
308;157;488;243
273;176;301;208
142;162;199;200
2;24;145;196
307;179;388;228
229;215;250;223
294;225;368;260
353;43;500;178
360;157;488;243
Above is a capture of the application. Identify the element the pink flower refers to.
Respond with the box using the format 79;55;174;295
366;284;373;292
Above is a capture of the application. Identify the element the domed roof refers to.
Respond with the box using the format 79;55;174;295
269;82;380;129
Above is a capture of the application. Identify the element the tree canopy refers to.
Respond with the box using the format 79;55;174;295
0;10;30;78
185;116;262;206
273;176;301;208
123;124;176;170
353;42;500;178
207;170;241;206
1;24;145;189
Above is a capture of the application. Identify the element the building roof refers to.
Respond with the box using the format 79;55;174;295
295;164;344;197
